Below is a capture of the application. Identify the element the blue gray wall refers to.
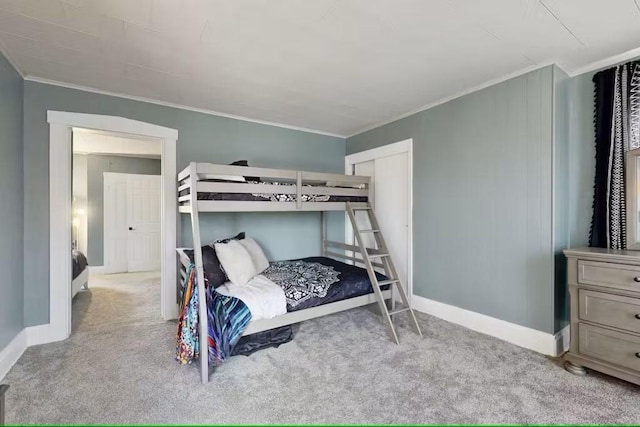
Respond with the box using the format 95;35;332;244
13;57;623;337
0;52;23;349
23;81;345;327
553;66;571;332
566;58;640;248
567;70;600;249
85;154;161;265
348;66;561;334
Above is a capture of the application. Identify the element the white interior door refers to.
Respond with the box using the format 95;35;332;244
104;173;129;273
127;174;161;272
373;153;409;296
354;160;376;251
104;172;161;273
346;141;411;299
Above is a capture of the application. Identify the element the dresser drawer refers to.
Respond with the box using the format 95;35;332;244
578;260;640;292
579;323;640;371
579;290;640;333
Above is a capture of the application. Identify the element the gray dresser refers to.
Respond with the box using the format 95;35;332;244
564;247;640;385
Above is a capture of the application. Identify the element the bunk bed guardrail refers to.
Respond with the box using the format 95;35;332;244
177;162;371;212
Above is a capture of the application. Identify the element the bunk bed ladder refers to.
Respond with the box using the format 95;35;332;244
346;202;422;344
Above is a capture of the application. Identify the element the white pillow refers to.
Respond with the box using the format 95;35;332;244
214;240;257;286
209;174;246;182
239;238;270;273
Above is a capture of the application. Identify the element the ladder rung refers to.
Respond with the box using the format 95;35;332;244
368;253;390;258
359;229;380;233
389;307;411;316
378;279;400;286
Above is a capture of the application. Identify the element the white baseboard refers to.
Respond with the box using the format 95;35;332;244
0;322;70;381
411;295;565;356
26;323;67;347
89;265;105;274
0;330;27;381
555;324;571;355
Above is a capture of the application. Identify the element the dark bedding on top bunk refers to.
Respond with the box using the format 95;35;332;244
72;250;88;280
262;256;389;312
179;180;368;203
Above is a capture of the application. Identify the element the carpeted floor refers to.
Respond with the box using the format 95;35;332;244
4;271;640;424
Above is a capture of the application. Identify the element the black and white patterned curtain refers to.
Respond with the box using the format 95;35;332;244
590;61;640;249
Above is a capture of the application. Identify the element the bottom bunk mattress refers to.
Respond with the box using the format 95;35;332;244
72;250;88;280
261;256;389;312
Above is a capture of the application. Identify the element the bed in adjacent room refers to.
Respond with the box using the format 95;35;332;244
72;249;89;298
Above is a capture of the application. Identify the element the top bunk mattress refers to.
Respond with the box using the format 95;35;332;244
179;180;368;203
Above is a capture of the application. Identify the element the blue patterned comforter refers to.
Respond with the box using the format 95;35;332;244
264;257;388;312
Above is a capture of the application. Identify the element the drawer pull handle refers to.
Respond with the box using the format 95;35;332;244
636;314;640;320
636;352;640;359
634;277;640;283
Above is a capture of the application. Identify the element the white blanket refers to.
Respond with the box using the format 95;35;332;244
216;275;286;321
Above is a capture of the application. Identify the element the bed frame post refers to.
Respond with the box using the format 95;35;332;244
320;211;327;256
188;162;209;384
295;171;302;209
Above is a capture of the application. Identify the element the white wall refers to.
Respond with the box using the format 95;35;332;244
73;129;161;158
72;153;88;254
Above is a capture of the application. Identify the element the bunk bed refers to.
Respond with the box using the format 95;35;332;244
177;162;421;384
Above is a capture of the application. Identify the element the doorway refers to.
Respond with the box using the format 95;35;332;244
345;139;413;301
45;112;178;345
71;128;164;333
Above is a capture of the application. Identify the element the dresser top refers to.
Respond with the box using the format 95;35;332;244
564;247;640;262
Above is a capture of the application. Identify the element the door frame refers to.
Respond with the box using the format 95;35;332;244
344;138;414;300
47;111;178;344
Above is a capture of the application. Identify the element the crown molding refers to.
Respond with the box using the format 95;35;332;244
24;76;346;139
569;46;640;77
346;61;557;138
0;43;25;78
15;44;640;141
346;47;640;139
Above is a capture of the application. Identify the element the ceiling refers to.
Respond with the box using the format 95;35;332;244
73;128;161;158
1;0;640;137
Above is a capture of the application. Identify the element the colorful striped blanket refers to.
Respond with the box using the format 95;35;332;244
176;265;252;366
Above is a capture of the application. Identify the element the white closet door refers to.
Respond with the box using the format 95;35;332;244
127;174;161;272
373;153;409;294
354;160;376;250
103;173;129;273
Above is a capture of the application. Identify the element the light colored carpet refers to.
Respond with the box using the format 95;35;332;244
4;271;640;424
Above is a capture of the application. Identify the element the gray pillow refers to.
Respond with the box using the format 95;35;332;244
229;160;261;182
185;232;245;288
214;231;245;244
